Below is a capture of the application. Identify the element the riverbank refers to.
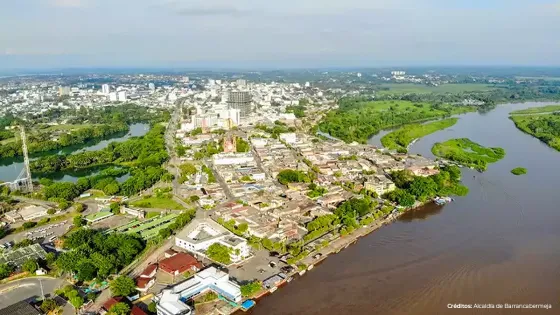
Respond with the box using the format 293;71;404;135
380;118;458;151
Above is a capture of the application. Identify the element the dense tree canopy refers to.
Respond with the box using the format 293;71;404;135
277;169;311;185
206;243;232;265
56;229;145;280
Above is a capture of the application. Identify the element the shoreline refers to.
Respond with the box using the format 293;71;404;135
240;202;430;313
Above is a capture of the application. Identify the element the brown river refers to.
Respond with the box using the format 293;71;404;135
249;102;560;315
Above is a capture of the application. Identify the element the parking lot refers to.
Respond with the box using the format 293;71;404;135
1;220;72;246
228;249;286;283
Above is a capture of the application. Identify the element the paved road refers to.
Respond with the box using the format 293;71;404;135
0;277;72;313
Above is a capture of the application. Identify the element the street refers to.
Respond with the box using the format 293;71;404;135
0;278;73;313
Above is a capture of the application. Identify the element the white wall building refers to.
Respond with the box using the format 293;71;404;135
117;91;127;101
212;153;254;166
102;84;110;94
279;133;297;144
175;218;251;264
108;92;118;102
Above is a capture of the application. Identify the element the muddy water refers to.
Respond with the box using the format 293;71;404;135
250;102;560;315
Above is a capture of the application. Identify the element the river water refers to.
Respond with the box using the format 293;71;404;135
0;123;149;183
250;102;560;315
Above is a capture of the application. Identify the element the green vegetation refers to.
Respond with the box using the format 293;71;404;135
194;141;221;159
277;169;311;185
108;302;130;315
0;263;14;280
197;292;219;304
206;243;232;265
240;281;263;297
381;118;458;150
32;124;168;173
255;121;296;138
56;229;145;280
201;165;216;183
216;218;248;236
22;258;38;273
55;285;84;309
509;105;560;115
319;100;472;143
431;138;505;171
385;165;468;205
178;163;197;183
376;83;497;95
511;167;527;175
236;137;251;152
131;197;184;210
306;183;328;198
40;299;58;314
110;275;137;297
510;112;560;151
286;105;306;118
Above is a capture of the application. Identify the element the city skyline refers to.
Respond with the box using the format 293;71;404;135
1;0;560;70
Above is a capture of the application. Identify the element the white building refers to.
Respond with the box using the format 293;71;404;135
102;84;110;94
212;153;254;166
175;218;251;263
155;267;242;315
117;91;127;101
279;133;297;144
148;83;155;91
108;92;118;102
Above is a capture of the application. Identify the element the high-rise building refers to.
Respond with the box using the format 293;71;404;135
117;91;127;101
236;79;247;87
148;83;155;91
102;84;110;94
58;86;71;96
108;92;118;102
226;91;252;118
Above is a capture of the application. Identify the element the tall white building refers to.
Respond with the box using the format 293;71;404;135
148;83;155;91
102;84;110;94
108;92;118;102
117;91;127;101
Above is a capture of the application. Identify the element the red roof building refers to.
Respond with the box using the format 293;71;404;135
159;252;202;275
131;305;148;315
139;264;158;278
103;297;123;312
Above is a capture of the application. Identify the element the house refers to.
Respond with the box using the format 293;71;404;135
131;305;148;315
136;264;158;293
102;297;124;314
159;252;202;276
407;166;440;177
0;301;41;315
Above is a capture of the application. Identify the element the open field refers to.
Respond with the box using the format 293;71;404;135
432;138;505;171
130;197;185;210
381;118;458;150
515;76;560;81
376;83;498;95
509;104;560;115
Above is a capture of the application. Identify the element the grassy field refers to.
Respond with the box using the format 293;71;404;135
130;197;185;210
515;76;560;81
376;83;498;95
509;105;560;115
510;113;560;151
381;118;458;150
432;138;506;171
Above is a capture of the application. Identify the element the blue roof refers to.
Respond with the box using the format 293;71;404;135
241;300;256;310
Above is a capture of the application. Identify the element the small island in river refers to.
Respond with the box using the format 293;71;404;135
381;118;458;152
431;138;505;171
511;167;527;175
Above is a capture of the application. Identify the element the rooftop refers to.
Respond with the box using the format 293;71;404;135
0;301;41;315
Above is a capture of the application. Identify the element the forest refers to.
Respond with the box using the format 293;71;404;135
0;104;169;159
55;229;145;281
510;111;560;151
318;100;471;143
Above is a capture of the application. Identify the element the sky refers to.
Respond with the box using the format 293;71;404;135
1;0;560;70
